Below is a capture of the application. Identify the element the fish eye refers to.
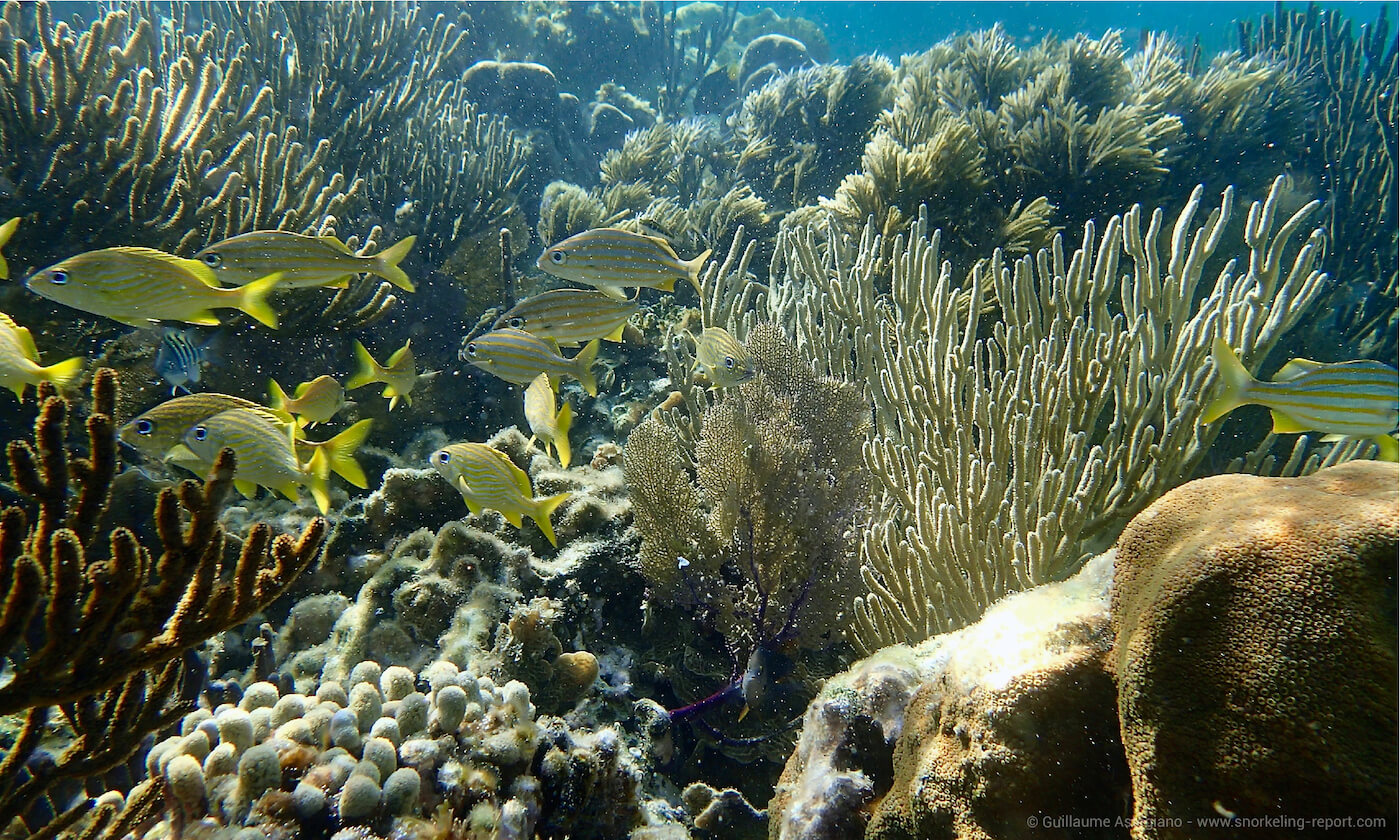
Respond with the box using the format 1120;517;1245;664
508;317;524;329
549;250;566;264
50;270;67;285
436;451;451;464
466;343;477;356
192;426;208;442
201;252;222;267
135;419;154;435
723;355;736;370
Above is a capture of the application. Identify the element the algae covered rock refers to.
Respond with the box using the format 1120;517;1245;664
769;552;1126;840
1111;460;1399;836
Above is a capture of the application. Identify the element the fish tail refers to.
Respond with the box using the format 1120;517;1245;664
684;248;712;295
372;235;417;292
238;272;283;329
530;492;571;548
573;339;600;397
268;379;296;423
554;402;573;469
320;419;373;488
39;356;84;391
304;465;331;514
346;341;383;391
1375;435;1398;462
0;216;18;280
1201;338;1254;423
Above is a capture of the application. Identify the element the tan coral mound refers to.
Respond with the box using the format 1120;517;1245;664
1112;460;1399;836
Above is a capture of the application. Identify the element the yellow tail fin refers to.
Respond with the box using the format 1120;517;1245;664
311;418;372;488
372;235;417;292
40;356;84;391
684;248;712;295
530;492;571;547
346;341;383;391
573;339;600;397
0;216;19;280
1201;338;1254;424
268;379;296;423
554;402;573;469
303;465;331;514
238;272;283;328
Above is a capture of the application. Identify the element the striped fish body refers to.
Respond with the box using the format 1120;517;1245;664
346;340;417;409
1205;339;1399;458
494;289;638;346
155;328;208;393
524;373;573;469
184;407;330;512
537;228;711;299
271;374;346;427
195;232;418;292
695;326;755;388
429;442;570;546
0;312;83;399
25;247;280;328
463;328;600;396
120;392;277;461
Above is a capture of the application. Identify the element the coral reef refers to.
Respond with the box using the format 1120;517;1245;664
1112;460;1398;834
0;371;325;836
768;552;1123;840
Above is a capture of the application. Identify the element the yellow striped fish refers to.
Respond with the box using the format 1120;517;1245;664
694;327;755;388
0;311;83;400
195;232;417;291
183;407;336;513
120;393;280;463
537;228;711;299
1204;338;1399;460
0;217;18;280
26;247;281;329
494;288;638;347
270;374;347;428
429;442;570;546
346;339;418;410
463;328;600;396
524;373;573;469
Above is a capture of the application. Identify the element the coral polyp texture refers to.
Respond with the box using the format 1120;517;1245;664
0;2;1395;838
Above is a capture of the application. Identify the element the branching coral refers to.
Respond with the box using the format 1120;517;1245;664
0;370;326;836
772;175;1334;651
623;323;870;721
1240;4;1398;364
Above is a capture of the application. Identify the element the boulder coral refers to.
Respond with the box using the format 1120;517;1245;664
1112;460;1399;836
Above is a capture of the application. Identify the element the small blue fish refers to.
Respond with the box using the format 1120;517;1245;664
154;328;213;394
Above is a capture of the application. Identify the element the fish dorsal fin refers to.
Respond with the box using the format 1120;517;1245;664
386;341;413;370
487;447;532;497
643;234;679;257
1272;358;1326;381
318;236;355;255
13;325;39;361
0;312;18;331
112;246;222;287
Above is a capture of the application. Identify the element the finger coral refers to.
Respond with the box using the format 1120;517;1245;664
0;370;326;836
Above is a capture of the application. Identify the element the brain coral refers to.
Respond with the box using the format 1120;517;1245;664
1112;460;1398;835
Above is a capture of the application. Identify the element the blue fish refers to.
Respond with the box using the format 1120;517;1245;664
154;328;213;394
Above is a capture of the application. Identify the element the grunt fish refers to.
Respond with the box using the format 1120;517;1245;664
0;311;83;400
26;247;281;329
463;328;599;396
537;227;710;299
120;392;279;464
1204;338;1399;460
429;441;570;546
270;374;347;428
346;339;418;410
694;326;754;388
194;232;418;292
0;217;18;280
494;288;638;347
154;327;212;394
524;373;573;469
183;407;339;513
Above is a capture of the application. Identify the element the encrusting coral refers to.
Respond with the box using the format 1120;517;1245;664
0;370;326;838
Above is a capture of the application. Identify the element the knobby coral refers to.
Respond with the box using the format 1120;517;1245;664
0;371;326;837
